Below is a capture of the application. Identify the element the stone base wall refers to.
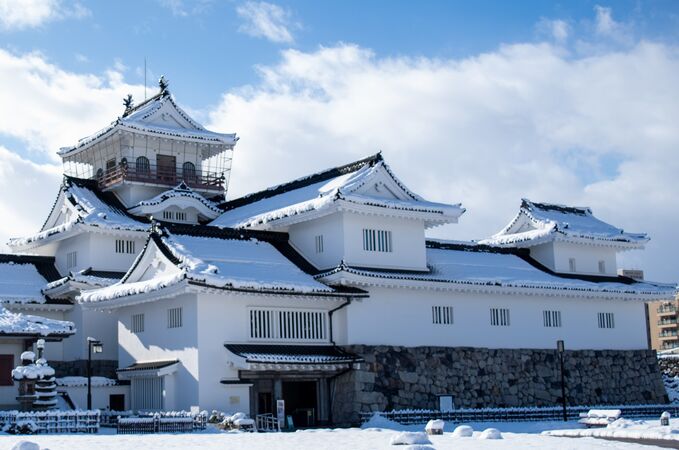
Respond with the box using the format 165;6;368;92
51;360;118;379
332;346;667;425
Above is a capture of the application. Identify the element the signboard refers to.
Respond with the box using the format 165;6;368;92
276;399;285;430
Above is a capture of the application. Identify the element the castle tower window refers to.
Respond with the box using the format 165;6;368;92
182;162;197;183
568;258;576;272
136;156;150;175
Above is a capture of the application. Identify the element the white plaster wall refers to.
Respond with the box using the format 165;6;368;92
552;241;618;275
63;305;118;361
117;294;199;411
529;243;556;270
58;384;130;410
288;214;345;271
88;234;146;273
114;184;168;208
55;235;91;275
340;286;648;350
342;212;427;271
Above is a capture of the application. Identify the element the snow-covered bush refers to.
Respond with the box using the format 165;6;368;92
479;428;502;439
5;420;40;435
208;410;225;423
11;442;42;450
424;419;444;435
452;425;474;437
389;431;432;445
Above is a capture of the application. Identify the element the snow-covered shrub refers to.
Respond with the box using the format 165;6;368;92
452;425;474;437
208;410;225;423
11;442;41;450
5;420;39;435
479;428;502;439
389;431;432;445
424;419;444;435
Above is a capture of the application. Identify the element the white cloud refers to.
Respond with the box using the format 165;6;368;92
0;146;61;249
0;0;90;31
208;41;679;282
594;5;618;36
537;18;570;43
236;1;295;44
0;49;146;159
157;0;212;17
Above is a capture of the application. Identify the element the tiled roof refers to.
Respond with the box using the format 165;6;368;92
117;359;179;373
225;344;361;364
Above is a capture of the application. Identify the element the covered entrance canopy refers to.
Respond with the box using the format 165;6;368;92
224;344;361;427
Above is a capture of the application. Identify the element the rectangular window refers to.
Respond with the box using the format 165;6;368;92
116;239;136;254
249;308;328;341
162;211;173;220
568;258;576;272
543;310;562;328
432;306;454;325
175;212;187;222
167;307;182;329
106;158;116;171
132;313;145;333
598;260;606;274
598;312;615;329
362;229;392;252
490;308;510;327
66;251;77;269
315;235;324;253
0;354;14;386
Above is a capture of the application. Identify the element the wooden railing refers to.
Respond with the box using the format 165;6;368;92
97;163;224;191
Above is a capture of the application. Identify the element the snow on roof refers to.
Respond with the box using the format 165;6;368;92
160;232;334;293
129;182;222;217
211;153;463;229
317;241;676;299
0;255;62;304
480;199;649;247
0;306;75;337
9;177;148;249
58;93;236;157
56;376;118;387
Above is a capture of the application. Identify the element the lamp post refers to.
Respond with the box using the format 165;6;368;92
557;340;567;422
87;337;103;410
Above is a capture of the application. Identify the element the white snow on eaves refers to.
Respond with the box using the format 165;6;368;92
56;376;118;387
0;262;48;304
78;273;185;303
0;306;74;336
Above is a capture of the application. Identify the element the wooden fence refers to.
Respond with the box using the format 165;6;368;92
360;404;679;425
0;410;99;434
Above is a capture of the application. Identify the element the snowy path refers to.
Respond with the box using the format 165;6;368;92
0;428;667;450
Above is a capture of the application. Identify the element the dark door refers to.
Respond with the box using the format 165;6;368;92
156;154;176;183
109;394;125;411
258;392;273;415
282;381;317;428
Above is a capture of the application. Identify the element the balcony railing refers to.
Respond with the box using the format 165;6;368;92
97;163;224;192
658;318;678;326
659;330;679;339
657;306;677;315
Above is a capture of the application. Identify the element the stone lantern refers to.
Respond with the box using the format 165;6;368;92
11;339;58;411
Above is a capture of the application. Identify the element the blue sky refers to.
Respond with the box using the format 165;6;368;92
1;0;679;282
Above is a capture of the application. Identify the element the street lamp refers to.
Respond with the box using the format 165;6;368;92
557;340;567;422
87;337;103;410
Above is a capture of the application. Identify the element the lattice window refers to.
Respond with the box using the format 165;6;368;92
490;308;510;327
116;239;136;254
66;251;77;269
167;307;182;329
543;310;562;327
132;313;145;333
432;306;454;325
598;312;615;329
362;229;392;252
315;235;324;253
249;308;328;341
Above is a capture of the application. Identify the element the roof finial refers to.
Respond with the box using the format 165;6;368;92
149;216;161;234
159;75;169;96
123;94;134;116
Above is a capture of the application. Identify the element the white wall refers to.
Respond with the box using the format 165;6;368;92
551;241;618;275
58;384;130;410
117;294;199;411
288;214;344;271
63;305;118;361
88;234;146;273
339;286;648;350
343;212;427;271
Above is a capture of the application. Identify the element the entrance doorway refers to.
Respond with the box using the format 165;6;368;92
156;154;176;183
282;381;317;428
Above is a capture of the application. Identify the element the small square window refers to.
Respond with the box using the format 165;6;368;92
132;313;144;333
167;307;183;329
432;306;454;325
490;308;510;326
543;310;562;327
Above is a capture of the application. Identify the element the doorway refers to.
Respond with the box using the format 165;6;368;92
282;381;317;428
156;154;176;183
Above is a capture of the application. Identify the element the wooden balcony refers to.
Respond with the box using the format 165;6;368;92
97;163;224;192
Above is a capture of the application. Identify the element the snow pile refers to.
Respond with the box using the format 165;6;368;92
389;431;431;445
361;413;404;430
0;263;49;304
12;362;54;380
478;428;503;439
11;441;42;450
0;307;75;336
55;376;117;387
424;419;444;434
544;417;679;441
452;425;474;437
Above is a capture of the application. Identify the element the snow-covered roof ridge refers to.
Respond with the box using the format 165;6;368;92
0;306;75;337
9;176;149;250
128;182;222;218
316;240;677;300
0;254;62;305
211;153;464;230
479;198;649;248
79;224;366;306
58;92;237;158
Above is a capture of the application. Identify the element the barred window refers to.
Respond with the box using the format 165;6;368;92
598;312;615;329
490;308;510;327
432;306;454;325
598;260;606;274
162;211;173;220
66;251;77;269
543;310;562;327
249;308;328;341
115;239;136;254
175;211;187;222
167;307;182;329
132;313;144;333
315;235;324;253
362;229;392;252
569;258;577;272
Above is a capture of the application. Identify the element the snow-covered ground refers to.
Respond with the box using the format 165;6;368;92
544;416;679;443
1;417;673;450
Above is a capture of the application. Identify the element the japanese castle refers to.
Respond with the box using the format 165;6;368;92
0;80;675;425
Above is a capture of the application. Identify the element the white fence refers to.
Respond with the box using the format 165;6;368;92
0;410;99;434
